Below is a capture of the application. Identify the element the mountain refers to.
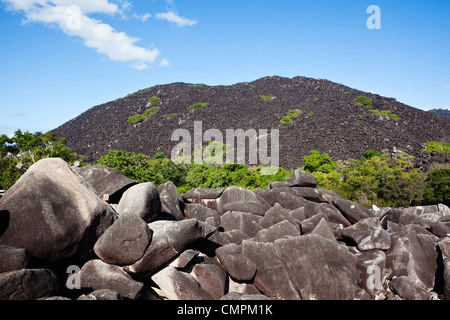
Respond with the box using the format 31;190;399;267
53;76;450;170
429;108;450;118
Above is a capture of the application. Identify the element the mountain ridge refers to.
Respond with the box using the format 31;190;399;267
53;75;450;170
429;108;450;118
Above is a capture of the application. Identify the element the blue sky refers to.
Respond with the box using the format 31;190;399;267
0;0;449;136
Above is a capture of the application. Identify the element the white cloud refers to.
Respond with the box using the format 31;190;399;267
133;12;151;22
159;57;171;67
2;0;161;69
155;11;197;27
444;83;450;90
53;0;120;15
141;12;152;22
3;0;119;15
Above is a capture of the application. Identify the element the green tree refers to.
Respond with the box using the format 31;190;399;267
355;96;373;109
0;131;82;190
97;150;155;182
0;157;23;190
302;150;336;173
362;149;382;161
11;129;44;152
304;150;429;208
185;164;230;189
423;141;450;154
97;150;189;187
0;134;14;157
153;152;167;160
148;96;161;104
423;169;450;206
339;153;427;207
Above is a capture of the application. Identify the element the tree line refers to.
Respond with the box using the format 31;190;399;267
1;130;448;208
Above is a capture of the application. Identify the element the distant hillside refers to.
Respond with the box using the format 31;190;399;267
53;76;450;170
429;108;450;118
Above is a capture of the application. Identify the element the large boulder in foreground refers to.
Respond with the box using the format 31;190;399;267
339;217;391;251
75;165;137;203
158;181;184;221
124;219;216;275
216;186;269;215
151;266;212;300
241;235;357;300
389;276;430;300
274;235;357;300
0;158;117;264
216;243;257;282
94;212;152;266
333;199;374;224
0;245;29;273
438;240;450;300
385;229;438;290
80;259;146;300
289;170;317;188
191;263;227;300
241;240;300;300
117;182;161;223
0;268;59;300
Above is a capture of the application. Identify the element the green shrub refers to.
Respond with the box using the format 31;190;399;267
423;141;450;154
97;148;293;193
189;102;209;110
310;151;427;208
0;134;13;157
164;113;177;119
1;131;82;190
260;94;275;101
307;111;314;117
369;109;399;120
302;150;336;174
287;109;303;118
280;117;293;124
0;157;23;190
128;107;160;124
138;88;152;95
280;109;302;124
153;152;167;160
423;169;450;206
97;150;188;186
389;113;400;121
148;96;161;104
355;96;373;109
362;149;382;160
249;84;256;88
142;107;160;119
127;114;144;124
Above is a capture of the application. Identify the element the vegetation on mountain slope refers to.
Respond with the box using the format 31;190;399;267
423;141;450;154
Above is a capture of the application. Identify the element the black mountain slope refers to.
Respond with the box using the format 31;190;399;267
53;76;450;170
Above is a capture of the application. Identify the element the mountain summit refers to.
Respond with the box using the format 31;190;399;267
53;76;450;170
